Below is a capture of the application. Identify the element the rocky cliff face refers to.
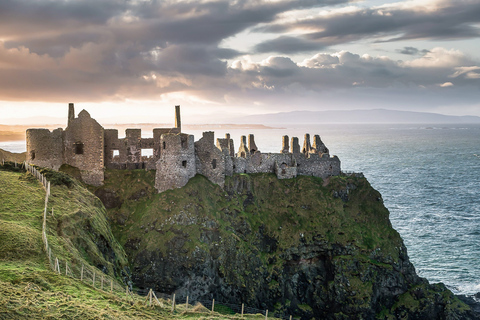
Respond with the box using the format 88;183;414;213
97;171;477;319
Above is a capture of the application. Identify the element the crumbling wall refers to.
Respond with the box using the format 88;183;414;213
229;133;340;180
105;128;168;170
26;128;64;170
216;134;235;176
233;153;296;175
195;131;225;187
64;110;104;186
294;153;341;178
155;133;196;193
274;160;297;179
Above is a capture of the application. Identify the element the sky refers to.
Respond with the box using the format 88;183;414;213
0;0;479;124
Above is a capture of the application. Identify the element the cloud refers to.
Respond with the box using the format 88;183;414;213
254;36;324;54
0;0;354;103
253;0;480;54
397;47;430;56
438;82;453;87
0;0;478;115
449;66;480;79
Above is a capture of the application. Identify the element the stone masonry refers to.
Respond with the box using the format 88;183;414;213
26;103;341;192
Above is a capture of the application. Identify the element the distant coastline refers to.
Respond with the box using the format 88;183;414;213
0;123;279;143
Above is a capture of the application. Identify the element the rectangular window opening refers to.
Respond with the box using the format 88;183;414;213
141;148;153;158
182;160;187;168
74;142;84;155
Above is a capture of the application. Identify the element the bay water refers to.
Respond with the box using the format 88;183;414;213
2;123;479;295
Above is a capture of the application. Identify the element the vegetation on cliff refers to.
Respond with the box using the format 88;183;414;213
96;170;476;319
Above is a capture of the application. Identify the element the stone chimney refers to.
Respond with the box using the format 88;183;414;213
68;103;75;127
281;135;289;153
175;105;181;132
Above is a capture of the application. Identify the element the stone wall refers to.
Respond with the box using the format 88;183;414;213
26;128;64;170
63;110;104;186
195;131;226;187
216;134;235;177
104;127;179;171
229;134;340;180
274;160;297;179
294;153;341;177
155;133;196;193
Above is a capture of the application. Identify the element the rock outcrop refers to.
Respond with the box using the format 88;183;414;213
97;171;478;319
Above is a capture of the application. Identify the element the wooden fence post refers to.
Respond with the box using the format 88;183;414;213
81;264;84;281
152;291;161;307
289;315;292;320
65;261;68;276
93;271;95;287
149;289;152;307
101;275;104;290
186;296;189;309
265;309;268;320
111;280;113;293
212;299;215;312
241;303;244;317
171;293;176;312
55;258;60;274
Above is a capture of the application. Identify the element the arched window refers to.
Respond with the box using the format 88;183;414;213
30;151;36;160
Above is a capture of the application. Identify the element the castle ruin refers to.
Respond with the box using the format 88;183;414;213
26;104;341;191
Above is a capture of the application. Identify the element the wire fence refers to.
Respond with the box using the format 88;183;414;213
25;162;127;296
2;160;296;319
135;289;294;319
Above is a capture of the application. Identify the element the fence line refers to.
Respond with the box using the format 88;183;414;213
12;161;294;319
24;163;127;295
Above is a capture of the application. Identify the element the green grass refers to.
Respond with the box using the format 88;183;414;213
0;169;282;319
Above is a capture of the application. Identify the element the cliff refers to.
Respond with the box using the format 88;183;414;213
96;170;477;319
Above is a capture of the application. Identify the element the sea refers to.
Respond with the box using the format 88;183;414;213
2;123;479;296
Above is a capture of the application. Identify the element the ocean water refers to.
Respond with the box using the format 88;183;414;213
2;123;480;295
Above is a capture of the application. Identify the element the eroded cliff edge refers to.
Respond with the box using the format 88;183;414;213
96;170;476;319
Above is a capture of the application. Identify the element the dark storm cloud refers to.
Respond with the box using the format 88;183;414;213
0;0;478;110
397;47;430;56
0;0;351;102
0;0;350;56
254;0;480;54
254;36;324;54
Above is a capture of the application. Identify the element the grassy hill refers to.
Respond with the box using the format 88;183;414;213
0;168;269;319
0;148;26;163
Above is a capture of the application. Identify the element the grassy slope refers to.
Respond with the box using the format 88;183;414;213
0;169;274;320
